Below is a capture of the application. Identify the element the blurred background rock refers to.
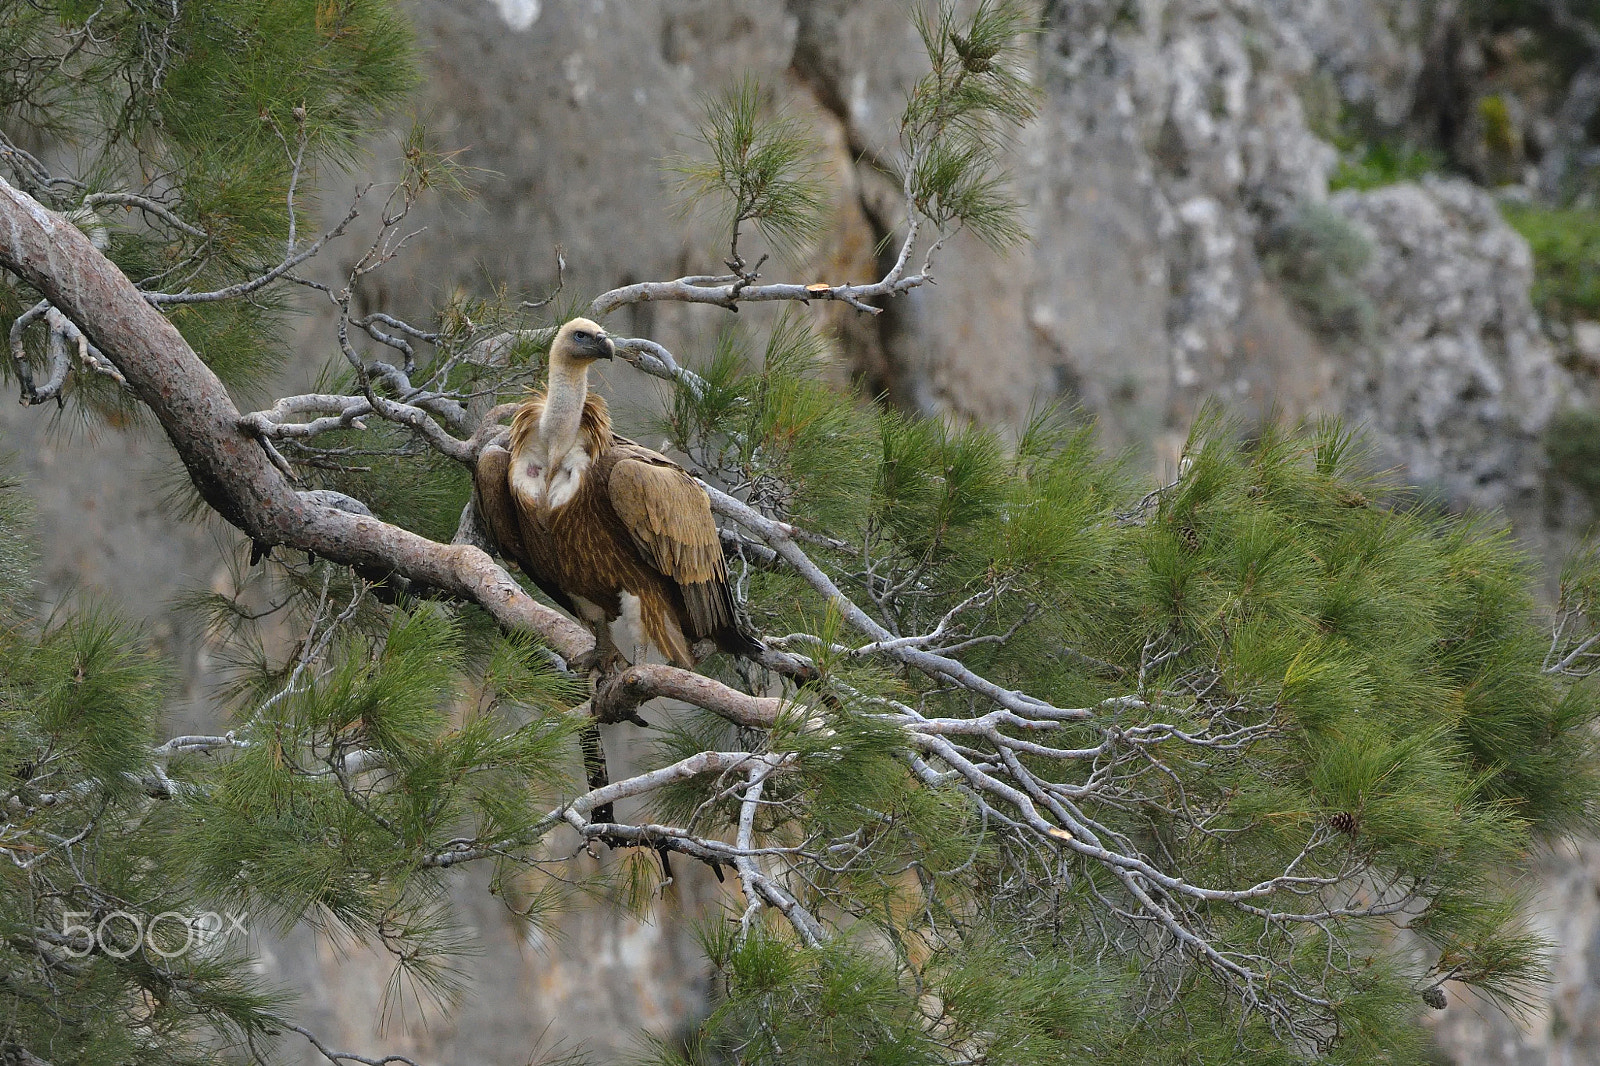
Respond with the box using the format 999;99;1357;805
12;0;1600;1060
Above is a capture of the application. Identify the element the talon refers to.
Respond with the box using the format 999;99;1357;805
571;643;628;676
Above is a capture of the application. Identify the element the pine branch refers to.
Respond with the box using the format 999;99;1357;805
1;82;1580;1046
0;179;1449;967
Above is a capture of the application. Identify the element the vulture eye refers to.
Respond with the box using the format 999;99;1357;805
574;330;591;341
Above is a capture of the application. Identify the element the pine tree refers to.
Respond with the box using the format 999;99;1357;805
2;2;1598;1064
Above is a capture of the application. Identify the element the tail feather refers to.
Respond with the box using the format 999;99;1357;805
644;601;697;669
716;623;768;661
689;575;822;684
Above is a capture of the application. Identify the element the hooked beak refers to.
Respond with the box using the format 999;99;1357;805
598;333;615;360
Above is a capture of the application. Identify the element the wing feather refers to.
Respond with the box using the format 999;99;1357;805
607;447;736;638
474;446;527;567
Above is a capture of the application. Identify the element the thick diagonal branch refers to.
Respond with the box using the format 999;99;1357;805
0;177;789;748
0;176;587;657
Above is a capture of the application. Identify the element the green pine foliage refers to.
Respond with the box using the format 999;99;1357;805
902;0;1038;249
663;312;876;531
0;470;588;1061
0;457;34;620
0;489;285;1063
1;0;415;396
677;925;1125;1066
649;357;1600;1062
167;604;582;1007
671;77;828;261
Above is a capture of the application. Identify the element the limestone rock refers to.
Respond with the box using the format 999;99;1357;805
1331;177;1566;509
1258;0;1440;127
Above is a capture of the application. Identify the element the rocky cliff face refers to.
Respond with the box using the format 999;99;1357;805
846;0;1565;521
1334;177;1563;511
5;0;1592;1061
352;0;1572;515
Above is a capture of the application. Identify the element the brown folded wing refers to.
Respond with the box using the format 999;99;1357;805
605;445;738;640
473;446;523;559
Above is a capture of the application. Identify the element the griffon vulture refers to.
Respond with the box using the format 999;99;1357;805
473;318;764;670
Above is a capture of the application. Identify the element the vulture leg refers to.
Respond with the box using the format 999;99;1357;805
570;621;627;675
579;722;613;827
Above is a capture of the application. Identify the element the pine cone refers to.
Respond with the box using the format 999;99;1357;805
949;31;997;72
1421;985;1447;1010
1179;525;1200;552
1329;811;1358;835
1338;489;1370;508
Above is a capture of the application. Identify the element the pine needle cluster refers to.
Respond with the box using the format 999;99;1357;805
652;363;1600;1062
1;0;415;406
902;0;1038;248
0;476;287;1064
671;77;828;263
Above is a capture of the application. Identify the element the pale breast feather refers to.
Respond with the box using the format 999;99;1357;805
507;451;546;506
506;443;592;511
544;446;592;510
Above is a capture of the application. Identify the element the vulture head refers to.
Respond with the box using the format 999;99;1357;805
549;317;614;367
